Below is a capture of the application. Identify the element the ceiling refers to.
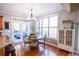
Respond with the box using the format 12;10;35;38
0;3;63;18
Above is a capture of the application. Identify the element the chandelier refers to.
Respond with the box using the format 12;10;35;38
27;9;36;33
27;9;36;21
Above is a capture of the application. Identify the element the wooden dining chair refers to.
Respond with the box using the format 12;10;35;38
38;34;46;50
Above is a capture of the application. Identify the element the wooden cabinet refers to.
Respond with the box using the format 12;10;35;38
0;36;12;56
0;48;4;56
0;16;3;30
58;29;75;53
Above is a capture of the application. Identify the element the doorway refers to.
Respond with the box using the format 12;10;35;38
12;19;31;43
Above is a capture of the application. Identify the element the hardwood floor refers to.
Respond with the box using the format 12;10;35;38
14;42;70;56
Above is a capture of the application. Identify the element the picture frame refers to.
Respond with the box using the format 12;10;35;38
4;21;9;29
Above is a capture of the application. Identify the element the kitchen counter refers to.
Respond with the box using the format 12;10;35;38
0;36;12;49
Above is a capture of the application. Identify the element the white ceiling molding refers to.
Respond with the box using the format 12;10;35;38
0;3;63;18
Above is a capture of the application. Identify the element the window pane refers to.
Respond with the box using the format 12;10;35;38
14;21;20;31
39;27;42;35
49;16;58;27
54;16;58;27
39;15;58;39
40;20;42;27
49;28;57;38
42;18;48;27
22;23;27;31
42;28;48;36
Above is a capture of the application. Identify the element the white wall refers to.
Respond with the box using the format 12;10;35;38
58;9;78;28
58;10;72;29
77;11;79;53
70;10;78;52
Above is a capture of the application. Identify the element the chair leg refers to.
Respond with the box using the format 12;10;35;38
43;43;45;49
36;44;39;50
44;43;45;51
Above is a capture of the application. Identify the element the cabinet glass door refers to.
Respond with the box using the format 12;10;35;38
66;30;72;46
59;30;64;44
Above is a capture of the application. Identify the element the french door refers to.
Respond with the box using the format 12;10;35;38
12;20;31;43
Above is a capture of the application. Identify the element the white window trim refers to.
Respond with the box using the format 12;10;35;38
39;14;58;39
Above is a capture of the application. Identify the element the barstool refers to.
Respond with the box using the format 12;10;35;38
5;44;16;56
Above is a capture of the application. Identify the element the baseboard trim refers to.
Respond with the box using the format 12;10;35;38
45;42;58;47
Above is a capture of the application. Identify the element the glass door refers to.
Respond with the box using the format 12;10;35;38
21;21;31;40
66;30;72;46
12;20;31;43
59;30;64;44
13;20;21;43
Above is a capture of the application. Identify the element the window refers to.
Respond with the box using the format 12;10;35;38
49;16;58;38
49;28;57;38
42;28;48;36
42;18;48;27
39;15;58;39
14;20;21;31
49;16;58;27
39;18;48;36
